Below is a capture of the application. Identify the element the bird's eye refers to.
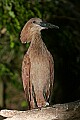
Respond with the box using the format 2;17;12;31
33;21;36;23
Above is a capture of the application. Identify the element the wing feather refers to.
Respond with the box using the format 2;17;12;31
47;54;54;102
43;53;54;103
49;54;54;91
22;54;31;100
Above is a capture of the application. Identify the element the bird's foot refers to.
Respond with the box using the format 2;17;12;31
45;102;49;107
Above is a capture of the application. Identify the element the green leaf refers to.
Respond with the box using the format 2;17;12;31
21;101;28;107
10;41;15;48
9;11;15;18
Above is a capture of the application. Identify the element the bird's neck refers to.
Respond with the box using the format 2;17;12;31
27;32;47;55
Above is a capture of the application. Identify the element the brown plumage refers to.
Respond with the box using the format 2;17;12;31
20;18;59;109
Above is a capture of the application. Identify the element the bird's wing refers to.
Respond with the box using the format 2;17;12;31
43;53;54;103
49;54;54;92
48;54;54;102
22;54;31;100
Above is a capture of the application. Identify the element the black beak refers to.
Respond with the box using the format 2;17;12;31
39;22;59;29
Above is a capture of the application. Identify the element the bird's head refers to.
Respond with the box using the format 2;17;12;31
20;18;59;43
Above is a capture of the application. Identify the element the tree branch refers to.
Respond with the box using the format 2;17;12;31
0;100;80;120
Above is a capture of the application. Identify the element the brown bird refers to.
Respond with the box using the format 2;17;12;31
20;18;59;109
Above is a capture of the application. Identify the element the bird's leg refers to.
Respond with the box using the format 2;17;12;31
35;91;47;108
30;85;47;109
30;97;35;109
29;83;36;109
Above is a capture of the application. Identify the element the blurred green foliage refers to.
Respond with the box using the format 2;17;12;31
0;0;80;109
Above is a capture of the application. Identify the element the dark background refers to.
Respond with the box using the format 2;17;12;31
0;0;80;110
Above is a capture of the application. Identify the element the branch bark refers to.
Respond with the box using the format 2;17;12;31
0;100;80;120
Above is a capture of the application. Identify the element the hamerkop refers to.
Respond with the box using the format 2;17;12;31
20;18;59;109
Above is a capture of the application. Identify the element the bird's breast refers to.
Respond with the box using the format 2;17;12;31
29;54;51;90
